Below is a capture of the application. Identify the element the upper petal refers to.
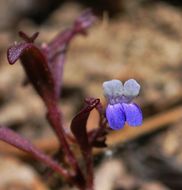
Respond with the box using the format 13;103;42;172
122;103;143;126
106;103;125;130
103;79;123;104
123;79;140;97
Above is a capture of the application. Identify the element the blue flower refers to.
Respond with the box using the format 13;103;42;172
103;79;143;130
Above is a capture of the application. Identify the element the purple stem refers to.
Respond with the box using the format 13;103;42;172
46;103;86;189
84;149;94;190
70;98;101;190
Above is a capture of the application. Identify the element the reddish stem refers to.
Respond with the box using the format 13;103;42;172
46;103;86;189
85;149;94;190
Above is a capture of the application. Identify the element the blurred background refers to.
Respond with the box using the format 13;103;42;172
0;0;182;189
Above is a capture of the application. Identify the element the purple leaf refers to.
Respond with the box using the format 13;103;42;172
7;34;57;107
42;9;96;97
0;127;70;179
122;103;143;126
8;32;39;64
7;42;29;64
73;9;96;34
71;98;100;152
71;98;100;188
5;11;96;189
85;97;104;115
46;9;95;53
7;10;95;104
85;98;108;148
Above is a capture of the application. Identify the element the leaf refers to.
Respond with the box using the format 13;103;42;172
85;97;108;148
70;98;100;188
7;42;29;64
7;36;57;107
73;9;96;34
0;127;69;179
7;10;95;105
42;9;96;97
71;98;100;153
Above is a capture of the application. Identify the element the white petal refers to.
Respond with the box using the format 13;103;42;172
103;79;123;99
123;79;140;97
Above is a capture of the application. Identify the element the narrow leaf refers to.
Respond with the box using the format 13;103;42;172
7;39;57;106
41;9;96;97
85;97;108;148
70;98;100;188
7;42;29;64
71;98;100;152
0;127;70;179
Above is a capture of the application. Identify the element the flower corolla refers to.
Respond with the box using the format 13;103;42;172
103;79;143;130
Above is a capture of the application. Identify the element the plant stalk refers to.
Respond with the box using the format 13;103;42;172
46;102;86;188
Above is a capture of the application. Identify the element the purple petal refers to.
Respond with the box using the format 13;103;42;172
106;103;125;130
122;103;143;126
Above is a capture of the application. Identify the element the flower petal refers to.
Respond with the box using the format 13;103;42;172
122;103;142;126
123;79;140;97
106;103;125;130
103;79;124;105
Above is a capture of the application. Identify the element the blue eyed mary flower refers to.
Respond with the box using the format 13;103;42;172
103;79;143;130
